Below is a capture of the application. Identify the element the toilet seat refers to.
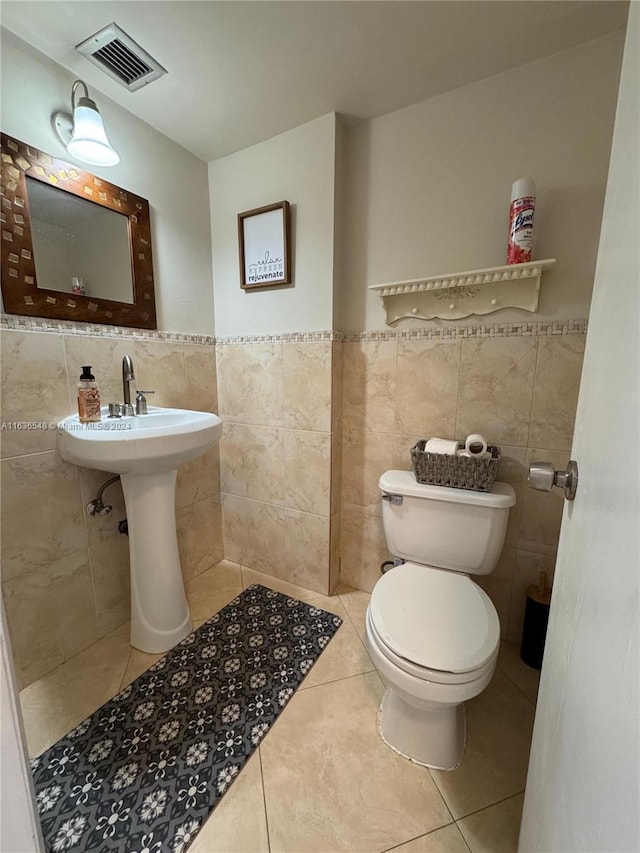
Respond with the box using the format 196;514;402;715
367;610;497;686
370;562;500;676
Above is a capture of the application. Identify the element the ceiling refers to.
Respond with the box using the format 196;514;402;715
1;1;628;162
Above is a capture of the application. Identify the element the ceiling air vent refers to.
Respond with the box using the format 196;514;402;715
75;23;167;92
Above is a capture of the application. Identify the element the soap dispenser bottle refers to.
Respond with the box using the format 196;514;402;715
77;366;101;423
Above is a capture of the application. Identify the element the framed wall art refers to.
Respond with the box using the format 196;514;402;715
237;200;291;289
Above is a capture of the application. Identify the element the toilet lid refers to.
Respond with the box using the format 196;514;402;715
370;563;500;673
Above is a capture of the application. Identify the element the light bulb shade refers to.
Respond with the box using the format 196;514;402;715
67;101;120;166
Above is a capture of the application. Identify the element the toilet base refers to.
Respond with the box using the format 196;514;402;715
378;686;466;771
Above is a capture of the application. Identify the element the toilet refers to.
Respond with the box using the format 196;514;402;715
365;469;516;770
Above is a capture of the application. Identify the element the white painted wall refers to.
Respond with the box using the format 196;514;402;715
0;30;214;335
520;6;639;850
333;117;347;330
340;31;625;331
209;113;337;337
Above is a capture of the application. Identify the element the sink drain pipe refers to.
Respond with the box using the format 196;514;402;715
86;475;121;517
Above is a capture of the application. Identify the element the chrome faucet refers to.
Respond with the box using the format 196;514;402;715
122;356;135;415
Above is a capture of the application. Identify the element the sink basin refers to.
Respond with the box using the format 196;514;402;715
57;406;223;655
57;406;222;475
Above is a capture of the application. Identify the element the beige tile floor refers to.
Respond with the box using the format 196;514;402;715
19;560;540;853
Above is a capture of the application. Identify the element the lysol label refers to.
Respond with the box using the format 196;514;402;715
507;196;535;264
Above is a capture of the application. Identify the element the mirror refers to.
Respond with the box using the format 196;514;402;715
28;177;134;303
1;133;157;329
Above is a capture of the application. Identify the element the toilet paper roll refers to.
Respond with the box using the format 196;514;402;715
465;434;488;457
457;448;492;459
424;437;458;455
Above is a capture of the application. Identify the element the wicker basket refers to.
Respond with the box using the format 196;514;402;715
410;439;501;492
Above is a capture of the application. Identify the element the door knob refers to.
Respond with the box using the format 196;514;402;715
528;460;578;501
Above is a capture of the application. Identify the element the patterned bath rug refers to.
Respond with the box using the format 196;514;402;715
31;583;342;852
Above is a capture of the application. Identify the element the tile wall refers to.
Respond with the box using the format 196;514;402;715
337;329;586;642
0;327;223;688
216;339;337;595
2;318;586;686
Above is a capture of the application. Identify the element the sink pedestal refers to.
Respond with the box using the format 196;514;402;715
121;470;193;653
57;406;222;655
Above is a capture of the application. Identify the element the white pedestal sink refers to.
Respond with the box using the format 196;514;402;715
57;407;222;653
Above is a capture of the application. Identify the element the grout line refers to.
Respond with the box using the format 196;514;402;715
0;448;59;461
76;467;102;647
335;593;364;633
427;772;456;829
525;336;542;449
425;762;456;822
457;825;474;853
120;647;134;691
496;659;539;707
298;662;378;692
334;593;375;661
236;563;325;600
60;334;76;414
258;746;272;853
391;331;399;435
501;561;519;659
453;335;464;439
379;820;458;852
180;343;189;408
20;619;132;725
219;490;331;521
219;418;332;436
426;763;454;819
454;789;526;823
298;670;376;693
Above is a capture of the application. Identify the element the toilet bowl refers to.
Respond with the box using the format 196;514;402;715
366;561;500;769
365;471;516;770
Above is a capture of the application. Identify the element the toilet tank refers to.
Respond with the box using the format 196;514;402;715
379;470;516;575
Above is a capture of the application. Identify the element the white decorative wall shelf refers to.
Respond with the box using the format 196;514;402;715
370;258;556;323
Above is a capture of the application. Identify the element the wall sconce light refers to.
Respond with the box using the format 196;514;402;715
53;79;120;167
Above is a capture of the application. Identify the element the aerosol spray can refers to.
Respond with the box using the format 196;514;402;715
506;177;536;265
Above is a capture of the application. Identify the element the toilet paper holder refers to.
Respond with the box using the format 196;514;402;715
528;459;579;501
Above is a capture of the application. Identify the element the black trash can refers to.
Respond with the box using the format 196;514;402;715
520;575;551;670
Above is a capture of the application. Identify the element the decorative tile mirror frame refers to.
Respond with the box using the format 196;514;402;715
1;133;157;329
